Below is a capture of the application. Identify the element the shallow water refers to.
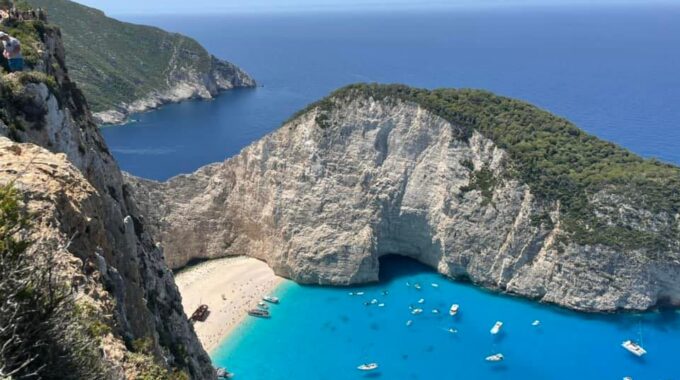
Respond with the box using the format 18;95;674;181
212;256;679;380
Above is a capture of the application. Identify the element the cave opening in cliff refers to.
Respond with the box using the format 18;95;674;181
377;254;435;282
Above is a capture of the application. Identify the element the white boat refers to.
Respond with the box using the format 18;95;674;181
406;320;413;327
257;301;268;310
414;283;422;290
418;298;425;304
449;304;460;316
485;353;504;362
432;309;440;314
531;320;541;326
490;321;503;335
356;292;365;296
357;363;378;371
378;303;385;307
262;295;279;304
348;292;354;296
431;283;439;288
447;328;457;334
623;377;633;380
621;340;647;357
411;308;423;315
370;298;379;305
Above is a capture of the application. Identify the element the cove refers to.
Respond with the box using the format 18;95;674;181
212;256;679;380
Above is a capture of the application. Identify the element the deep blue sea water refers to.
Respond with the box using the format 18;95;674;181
99;6;680;379
103;5;680;180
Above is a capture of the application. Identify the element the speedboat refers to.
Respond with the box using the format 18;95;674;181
406;320;413;327
418;298;425;304
356;292;365;296
485;353;504;362
411;308;423;315
621;340;647;357
257;301;269;310
431;283;439;288
490;321;503;335
447;328;457;334
623;377;633;380
432;308;440;314
370;298;379;305
248;309;271;318
414;283;422;290
262;295;279;304
357;363;379;371
378;303;385;307
531;320;541;326
449;304;460;316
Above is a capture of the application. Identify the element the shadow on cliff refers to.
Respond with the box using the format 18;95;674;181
377;254;436;283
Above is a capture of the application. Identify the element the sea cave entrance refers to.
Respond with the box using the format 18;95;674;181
377;254;436;283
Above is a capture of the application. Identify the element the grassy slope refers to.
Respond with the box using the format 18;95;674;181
27;0;215;112
294;83;680;252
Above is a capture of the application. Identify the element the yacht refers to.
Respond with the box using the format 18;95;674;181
357;363;379;371
490;321;503;335
449;304;460;316
621;340;647;357
262;295;279;304
248;309;271;318
485;353;504;362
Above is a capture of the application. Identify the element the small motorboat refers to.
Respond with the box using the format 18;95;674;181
257;301;269;310
248;309;271;318
532;320;541;326
449;304;460;316
485;353;504;362
623;377;633;380
370;298;379;305
431;283;439;288
414;283;422;290
356;292;365;296
621;340;647;357
447;328;458;334
262;295;279;304
411;308;423;315
215;367;234;379
431;308;440;314
378;303;385;307
406;320;413;327
357;363;379;371
418;298;425;304
490;321;503;335
348;292;354;296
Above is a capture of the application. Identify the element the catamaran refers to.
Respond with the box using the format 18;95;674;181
262;295;279;304
490;321;503;335
621;340;647;357
485;353;504;362
449;304;460;316
357;363;379;371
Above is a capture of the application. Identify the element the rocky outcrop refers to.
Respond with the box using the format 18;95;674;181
127;93;680;313
0;18;215;379
93;56;255;125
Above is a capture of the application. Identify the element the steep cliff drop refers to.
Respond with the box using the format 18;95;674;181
127;84;680;313
0;13;214;379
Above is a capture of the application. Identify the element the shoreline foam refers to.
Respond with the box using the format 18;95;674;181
174;256;283;353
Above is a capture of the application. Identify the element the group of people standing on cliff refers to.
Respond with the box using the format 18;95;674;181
0;1;33;73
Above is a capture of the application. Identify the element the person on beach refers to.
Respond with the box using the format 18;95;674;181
0;31;23;72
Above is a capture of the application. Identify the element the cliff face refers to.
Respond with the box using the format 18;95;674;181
127;92;680;313
93;55;256;125
28;0;256;125
0;18;214;379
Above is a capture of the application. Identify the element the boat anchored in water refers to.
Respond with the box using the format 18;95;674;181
490;321;503;335
411;308;423;315
216;367;234;379
621;340;647;357
531;320;541;326
262;295;279;304
485;353;504;362
449;304;460;316
357;363;379;371
248;309;271;318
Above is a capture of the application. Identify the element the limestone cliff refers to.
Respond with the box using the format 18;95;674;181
0;14;215;379
127;85;680;313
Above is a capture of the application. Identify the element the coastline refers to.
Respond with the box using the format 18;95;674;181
174;256;284;353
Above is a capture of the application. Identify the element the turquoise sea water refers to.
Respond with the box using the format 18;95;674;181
212;257;679;380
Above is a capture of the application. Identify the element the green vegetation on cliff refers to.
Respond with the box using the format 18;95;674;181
299;83;680;252
26;0;237;112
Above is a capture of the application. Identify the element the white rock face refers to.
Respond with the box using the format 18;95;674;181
127;96;680;312
93;57;255;125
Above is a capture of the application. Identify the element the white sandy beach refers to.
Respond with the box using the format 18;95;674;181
174;256;283;353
